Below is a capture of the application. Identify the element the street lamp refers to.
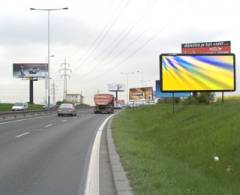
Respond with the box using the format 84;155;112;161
30;7;68;107
121;72;135;105
136;70;144;87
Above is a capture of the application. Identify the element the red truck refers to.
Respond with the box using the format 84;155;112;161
94;94;114;114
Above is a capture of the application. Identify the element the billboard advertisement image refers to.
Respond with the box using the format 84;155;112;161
160;54;235;92
13;63;48;78
129;87;153;101
155;80;190;98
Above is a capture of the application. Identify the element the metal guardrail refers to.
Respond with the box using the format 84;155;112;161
0;109;56;120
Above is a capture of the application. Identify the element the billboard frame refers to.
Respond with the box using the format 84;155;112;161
13;63;48;79
159;53;236;92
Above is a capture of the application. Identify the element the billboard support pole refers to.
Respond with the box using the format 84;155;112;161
222;92;224;103
172;92;175;113
29;78;34;104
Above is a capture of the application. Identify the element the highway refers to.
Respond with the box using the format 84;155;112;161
0;109;116;195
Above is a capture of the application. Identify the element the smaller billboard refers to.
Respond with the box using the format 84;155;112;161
13;63;48;78
155;80;190;98
108;83;125;92
182;41;231;54
129;87;153;101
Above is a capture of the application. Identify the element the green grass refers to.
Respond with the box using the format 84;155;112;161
28;104;44;110
112;101;240;195
0;103;43;112
0;103;13;111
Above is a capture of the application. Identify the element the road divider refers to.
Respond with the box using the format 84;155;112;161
0;115;54;125
0;110;56;121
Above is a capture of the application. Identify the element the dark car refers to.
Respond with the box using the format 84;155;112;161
57;103;77;117
29;67;40;74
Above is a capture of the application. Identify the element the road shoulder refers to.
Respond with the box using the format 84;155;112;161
106;117;133;195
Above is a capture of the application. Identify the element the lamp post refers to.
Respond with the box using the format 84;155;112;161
30;7;68;107
136;70;144;87
121;72;135;105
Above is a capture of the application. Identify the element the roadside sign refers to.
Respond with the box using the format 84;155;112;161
182;41;231;54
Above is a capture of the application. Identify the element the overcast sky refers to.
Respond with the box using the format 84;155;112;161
0;0;239;105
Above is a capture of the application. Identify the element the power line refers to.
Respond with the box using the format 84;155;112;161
73;0;131;66
69;0;117;60
59;59;72;100
74;0;190;82
74;1;158;80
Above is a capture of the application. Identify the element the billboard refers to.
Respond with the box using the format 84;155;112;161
160;54;235;92
13;63;48;78
182;41;231;54
155;80;190;98
108;83;125;92
129;87;153;101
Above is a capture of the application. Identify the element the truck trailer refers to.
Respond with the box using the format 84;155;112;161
94;94;114;114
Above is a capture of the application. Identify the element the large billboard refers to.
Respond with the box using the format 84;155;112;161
182;41;231;54
160;54;235;92
129;87;153;101
13;63;48;78
155;80;190;98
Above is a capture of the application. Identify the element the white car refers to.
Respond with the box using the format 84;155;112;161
11;102;28;111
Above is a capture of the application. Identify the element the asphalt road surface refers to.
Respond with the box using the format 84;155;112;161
0;109;116;195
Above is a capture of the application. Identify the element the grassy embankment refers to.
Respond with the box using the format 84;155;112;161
0;103;43;112
112;101;240;195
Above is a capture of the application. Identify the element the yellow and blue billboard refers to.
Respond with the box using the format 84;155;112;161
160;54;235;92
155;80;190;98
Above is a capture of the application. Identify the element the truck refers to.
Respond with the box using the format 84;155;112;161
94;94;114;114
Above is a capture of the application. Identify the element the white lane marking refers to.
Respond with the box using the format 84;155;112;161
45;124;53;128
62;119;67;123
84;115;114;195
0;115;54;125
16;132;30;138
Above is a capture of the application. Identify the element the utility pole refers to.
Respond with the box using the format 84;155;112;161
59;59;71;100
51;80;56;105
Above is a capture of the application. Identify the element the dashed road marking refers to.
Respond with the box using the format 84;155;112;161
16;132;30;138
45;124;53;128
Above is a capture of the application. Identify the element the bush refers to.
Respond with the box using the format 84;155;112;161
157;97;181;104
183;92;215;104
197;92;215;104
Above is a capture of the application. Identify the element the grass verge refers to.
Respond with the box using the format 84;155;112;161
112;101;240;195
0;103;43;112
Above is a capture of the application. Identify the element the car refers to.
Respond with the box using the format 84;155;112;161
28;67;40;74
57;103;77;117
11;102;28;111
